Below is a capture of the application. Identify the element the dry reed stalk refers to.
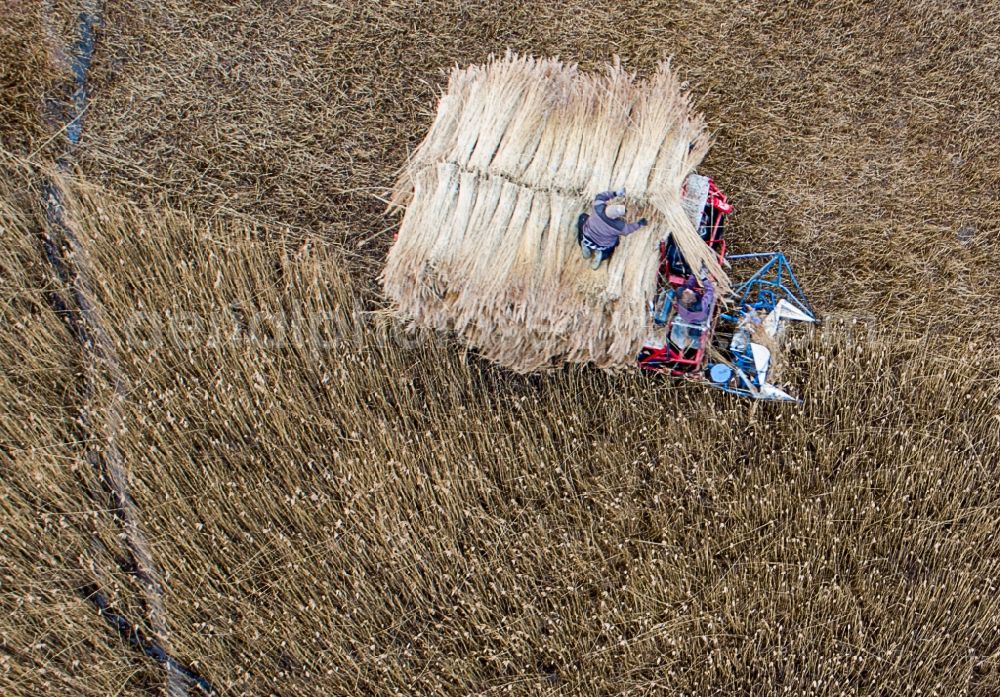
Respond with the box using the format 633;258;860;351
384;179;428;295
536;193;577;289
467;178;521;271
424;164;467;269
440;173;503;284
520;68;576;182
489;61;553;179
578;78;631;193
558;79;607;193
449;69;490;169
623;64;699;197
384;53;719;371
480;183;536;305
605;92;646;195
0;3;71;156
555;62;618;192
650;191;732;296
467;59;527;173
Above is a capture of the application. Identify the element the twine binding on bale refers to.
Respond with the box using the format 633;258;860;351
385;52;730;372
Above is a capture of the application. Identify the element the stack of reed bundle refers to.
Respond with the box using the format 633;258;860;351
384;52;728;372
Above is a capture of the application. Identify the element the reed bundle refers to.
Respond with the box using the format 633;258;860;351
385;53;726;372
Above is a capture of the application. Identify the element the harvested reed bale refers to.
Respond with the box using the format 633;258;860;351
385;52;729;372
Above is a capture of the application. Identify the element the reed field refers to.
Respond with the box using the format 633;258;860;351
1;1;999;695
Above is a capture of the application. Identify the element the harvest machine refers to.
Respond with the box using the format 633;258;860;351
637;175;817;401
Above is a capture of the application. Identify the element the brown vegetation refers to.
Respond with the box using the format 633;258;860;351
0;157;162;693
1;1;998;695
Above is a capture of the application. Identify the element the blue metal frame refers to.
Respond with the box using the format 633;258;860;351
704;251;815;402
722;252;815;322
712;375;763;400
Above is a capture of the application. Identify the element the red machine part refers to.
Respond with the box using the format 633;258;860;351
638;177;730;376
637;280;718;377
665;177;729;288
707;178;732;214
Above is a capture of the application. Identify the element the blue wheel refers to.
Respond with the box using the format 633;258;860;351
708;363;733;385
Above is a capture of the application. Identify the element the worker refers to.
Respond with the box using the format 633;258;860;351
670;273;715;350
576;187;648;270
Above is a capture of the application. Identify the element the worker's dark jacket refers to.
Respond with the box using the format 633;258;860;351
582;190;643;249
